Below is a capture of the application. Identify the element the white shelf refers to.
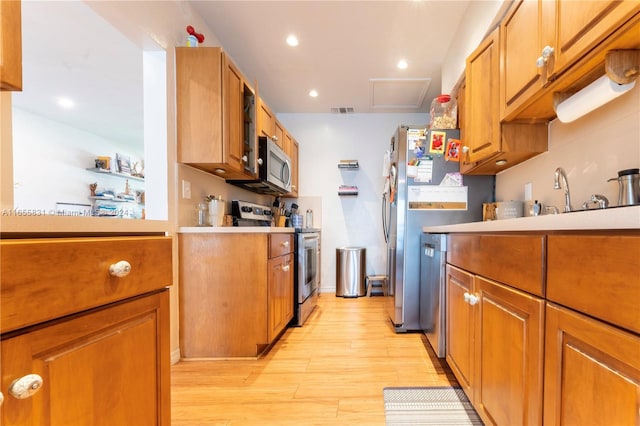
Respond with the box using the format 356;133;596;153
86;168;144;182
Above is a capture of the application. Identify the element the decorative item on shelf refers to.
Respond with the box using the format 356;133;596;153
94;156;111;171
132;160;145;178
338;159;359;169
116;153;131;175
89;182;97;197
338;185;359;196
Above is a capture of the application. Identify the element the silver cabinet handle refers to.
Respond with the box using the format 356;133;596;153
9;374;43;399
271;135;278;141
0;391;4;406
536;45;555;68
463;292;479;305
242;155;248;163
281;241;289;247
282;264;290;272
109;260;131;277
257;158;263;166
462;146;469;153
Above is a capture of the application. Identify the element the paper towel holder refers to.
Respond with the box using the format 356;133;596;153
553;50;639;123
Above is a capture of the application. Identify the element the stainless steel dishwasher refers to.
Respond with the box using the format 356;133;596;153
419;233;447;358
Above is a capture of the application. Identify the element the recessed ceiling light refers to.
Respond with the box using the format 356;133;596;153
397;59;408;69
309;90;318;98
286;34;299;47
57;97;75;109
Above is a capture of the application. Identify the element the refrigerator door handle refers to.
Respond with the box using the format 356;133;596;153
382;193;389;243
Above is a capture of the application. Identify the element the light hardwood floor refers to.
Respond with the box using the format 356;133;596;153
171;294;457;425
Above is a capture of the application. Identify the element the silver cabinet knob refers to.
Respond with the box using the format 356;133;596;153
281;241;289;247
0;391;4;406
9;374;43;399
282;264;290;272
109;260;131;277
242;155;248;163
461;146;469;153
541;45;555;59
257;158;263;166
271;135;278;142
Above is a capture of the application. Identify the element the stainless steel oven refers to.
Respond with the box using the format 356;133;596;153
292;230;319;326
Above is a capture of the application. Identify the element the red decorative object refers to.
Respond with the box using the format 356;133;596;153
186;25;205;43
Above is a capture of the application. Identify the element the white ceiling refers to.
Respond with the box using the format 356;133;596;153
191;1;472;114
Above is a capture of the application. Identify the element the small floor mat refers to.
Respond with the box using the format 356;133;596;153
383;386;484;425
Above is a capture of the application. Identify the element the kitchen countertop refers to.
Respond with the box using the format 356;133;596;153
178;226;295;234
422;205;640;233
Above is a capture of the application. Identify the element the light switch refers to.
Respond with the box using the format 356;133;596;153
524;182;532;201
182;180;191;199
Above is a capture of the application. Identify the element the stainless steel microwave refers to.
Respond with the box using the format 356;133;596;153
227;137;291;195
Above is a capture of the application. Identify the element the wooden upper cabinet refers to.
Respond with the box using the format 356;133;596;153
274;119;284;149
500;0;548;121
546;0;640;78
465;27;500;164
176;47;256;180
0;0;22;91
258;98;275;139
501;0;640;121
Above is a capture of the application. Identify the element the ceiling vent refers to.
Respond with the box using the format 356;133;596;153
330;106;355;114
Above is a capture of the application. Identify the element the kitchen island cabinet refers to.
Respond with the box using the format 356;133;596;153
179;232;294;358
0;235;172;425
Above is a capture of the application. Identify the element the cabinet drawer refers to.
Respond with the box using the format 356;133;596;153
547;235;640;334
448;234;545;297
1;236;172;333
269;234;293;258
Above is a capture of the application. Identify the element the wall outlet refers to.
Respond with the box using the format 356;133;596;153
182;180;191;199
524;182;532;201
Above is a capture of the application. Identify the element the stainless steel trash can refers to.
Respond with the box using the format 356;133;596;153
336;247;366;297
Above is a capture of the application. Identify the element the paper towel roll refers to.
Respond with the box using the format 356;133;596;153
555;75;635;123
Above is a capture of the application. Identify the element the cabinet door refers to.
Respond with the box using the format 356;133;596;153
289;139;299;197
258;99;275;139
1;290;170;426
544;303;640;425
268;253;293;341
465;27;500;163
547;0;640;78
273;120;284;149
223;55;245;173
0;0;22;91
445;265;475;401
500;0;547;120
474;276;544;426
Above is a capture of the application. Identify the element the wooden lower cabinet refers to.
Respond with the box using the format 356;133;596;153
445;265;475;399
179;232;294;358
544;303;640;425
474;276;544;426
446;265;544;425
1;290;170;425
268;253;294;341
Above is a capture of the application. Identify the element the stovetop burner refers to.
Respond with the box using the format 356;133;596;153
231;200;274;227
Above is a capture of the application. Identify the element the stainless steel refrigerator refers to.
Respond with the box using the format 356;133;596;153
382;125;494;333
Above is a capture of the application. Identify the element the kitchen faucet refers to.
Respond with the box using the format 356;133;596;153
554;167;573;212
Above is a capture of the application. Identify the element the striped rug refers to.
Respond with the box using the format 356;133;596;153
383;386;484;425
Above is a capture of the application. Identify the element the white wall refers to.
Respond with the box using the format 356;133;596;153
12;108;144;215
278;113;428;293
496;84;640;210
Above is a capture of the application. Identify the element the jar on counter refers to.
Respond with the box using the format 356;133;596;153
429;94;457;129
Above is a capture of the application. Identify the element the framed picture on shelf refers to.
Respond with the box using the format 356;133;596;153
94;156;111;171
116;153;131;174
